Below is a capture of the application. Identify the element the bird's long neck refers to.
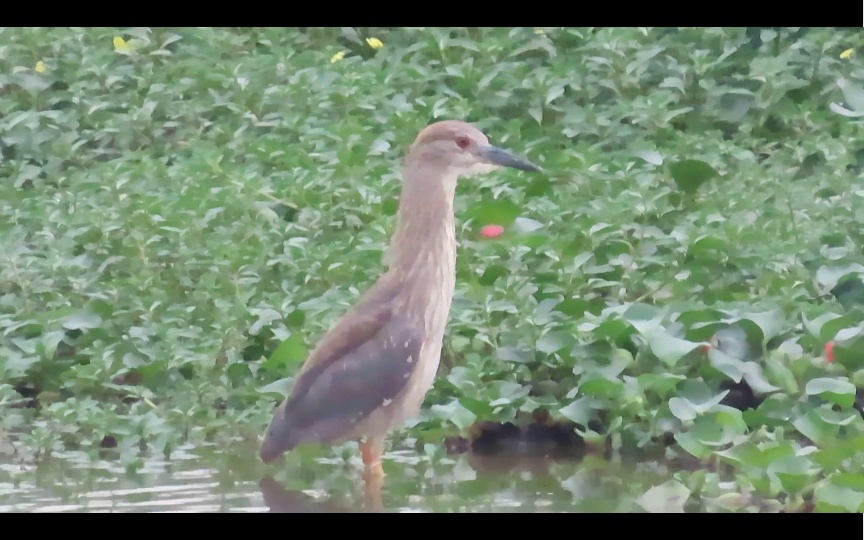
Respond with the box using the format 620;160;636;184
387;159;457;323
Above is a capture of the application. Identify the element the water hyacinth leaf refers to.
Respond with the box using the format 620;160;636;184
691;416;731;446
630;319;704;365
814;482;864;512
536;331;574;354
814;407;859;426
39;330;66;359
634;149;663;165
679;381;729;413
545;85;565;105
708;347;746;382
431;399;476;430
833;326;863;343
468;199;521;227
713;405;747;434
805;377;857;408
725;309;786;345
802;312;844;341
740;362;780;394
668;397;697;421
62;312;102;330
267;333;308;368
719;92;754;122
480;264;508;285
668;159;718;194
815;264;864;292
622;303;662;321
558;396;597;426
579;377;624;399
768;456;819;495
257;377;294;398
793;410;838;445
639;373;686;399
496;346;533;363
837;78;864;112
638;480;691;513
675;430;710;458
764;358;799;394
599;348;634;378
829;102;864;117
511;217;544;234
648;333;704;365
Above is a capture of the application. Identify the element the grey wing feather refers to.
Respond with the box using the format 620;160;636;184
284;321;423;443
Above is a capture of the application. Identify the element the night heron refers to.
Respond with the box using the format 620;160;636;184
259;120;541;483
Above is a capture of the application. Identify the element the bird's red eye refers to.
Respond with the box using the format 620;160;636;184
455;136;471;149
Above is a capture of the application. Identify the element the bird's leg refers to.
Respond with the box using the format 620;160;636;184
359;436;385;478
359;437;385;512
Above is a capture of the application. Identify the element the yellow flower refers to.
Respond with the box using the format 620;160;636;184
113;36;134;55
330;51;346;63
34;61;46;73
365;37;383;50
841;48;855;59
534;28;545;35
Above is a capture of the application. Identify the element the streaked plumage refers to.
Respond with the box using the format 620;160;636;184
259;120;540;474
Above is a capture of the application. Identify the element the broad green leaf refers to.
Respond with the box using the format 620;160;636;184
267;333;308;368
815;264;864;291
805;377;857;408
740;362;780;394
708;347;745;382
668;397;697;421
496;346;533;363
837;78;864;112
39;330;66;359
431;399;476;430
635;149;663;165
257;377;294;398
675;430;710;458
644;331;703;366
737;309;786;344
802;312;844;340
558;396;597;426
511;217;544;234
467;198;521;227
814;482;864;513
579;377;624;399
638;480;691;513
829;102;864;117
768;456;819;495
764;358;799;394
62;312;102;330
536;331;573;354
793;410;838;445
669;159;718;194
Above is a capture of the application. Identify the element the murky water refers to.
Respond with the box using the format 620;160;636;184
0;441;679;512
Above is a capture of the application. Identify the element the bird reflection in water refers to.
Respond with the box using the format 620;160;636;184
259;475;382;513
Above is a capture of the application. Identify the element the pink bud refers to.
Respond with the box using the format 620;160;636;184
825;341;835;363
481;225;504;238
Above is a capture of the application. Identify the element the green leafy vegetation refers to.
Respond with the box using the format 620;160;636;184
2;27;864;512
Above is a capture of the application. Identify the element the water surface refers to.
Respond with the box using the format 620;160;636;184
1;441;682;513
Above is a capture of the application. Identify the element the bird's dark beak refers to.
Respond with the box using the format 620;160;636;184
479;145;541;172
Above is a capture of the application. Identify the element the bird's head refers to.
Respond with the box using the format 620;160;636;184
406;120;541;178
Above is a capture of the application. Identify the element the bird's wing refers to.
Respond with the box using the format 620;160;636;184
276;281;423;444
